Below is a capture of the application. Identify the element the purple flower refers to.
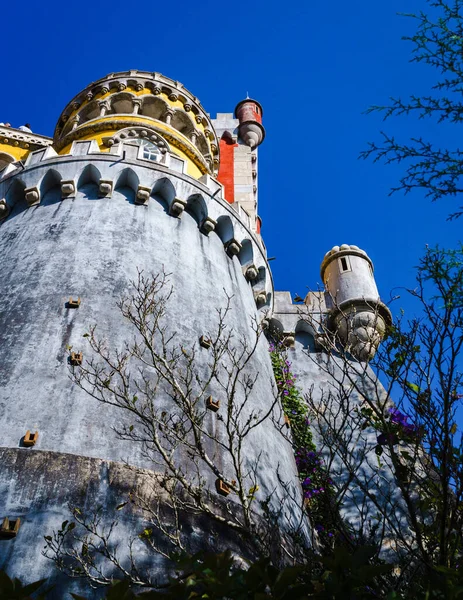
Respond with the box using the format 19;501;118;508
283;390;289;396
377;432;398;446
389;408;409;426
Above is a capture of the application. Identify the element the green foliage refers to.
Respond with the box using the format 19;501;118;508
67;548;393;599
269;345;342;546
0;569;53;599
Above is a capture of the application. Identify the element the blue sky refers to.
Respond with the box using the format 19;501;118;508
2;0;460;319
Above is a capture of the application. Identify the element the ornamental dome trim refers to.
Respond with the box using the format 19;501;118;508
54;71;219;163
103;127;171;153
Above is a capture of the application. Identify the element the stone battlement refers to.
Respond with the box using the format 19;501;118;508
0;139;273;312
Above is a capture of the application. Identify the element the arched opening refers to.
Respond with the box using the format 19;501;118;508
78;101;100;124
266;318;284;342
77;164;101;198
215;215;234;244
5;178;27;218
238;239;254;266
152;177;176;212
40;169;62;206
110;93;135;115
115;168;139;193
171;111;194;137
295;320;317;351
185;193;207;226
141;96;168;121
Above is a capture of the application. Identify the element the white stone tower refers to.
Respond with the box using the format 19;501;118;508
0;71;303;591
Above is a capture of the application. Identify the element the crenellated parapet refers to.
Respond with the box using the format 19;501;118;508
53;71;220;178
0;139;273;313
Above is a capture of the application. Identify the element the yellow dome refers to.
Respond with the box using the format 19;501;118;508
53;71;220;178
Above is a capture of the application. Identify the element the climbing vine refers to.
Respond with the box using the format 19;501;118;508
269;342;337;546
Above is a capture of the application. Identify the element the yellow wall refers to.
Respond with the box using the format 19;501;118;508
0;143;30;162
57;117;205;179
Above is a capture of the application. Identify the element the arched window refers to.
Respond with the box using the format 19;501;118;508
133;138;162;162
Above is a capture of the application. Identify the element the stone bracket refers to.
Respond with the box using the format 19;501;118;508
61;180;76;199
99;179;113;198
136;185;151;205
24;186;40;207
169;198;187;218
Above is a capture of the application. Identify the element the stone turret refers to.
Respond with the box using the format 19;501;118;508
234;98;265;148
321;244;392;361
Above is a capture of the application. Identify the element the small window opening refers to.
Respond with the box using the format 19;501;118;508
255;105;259;115
133;138;161;162
338;256;351;273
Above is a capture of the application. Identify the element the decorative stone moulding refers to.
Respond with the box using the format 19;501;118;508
0;199;9;221
104;128;171;154
61;180;76;199
332;305;388;362
195;115;203;124
283;333;296;348
153;84;162;95
23;430;39;447
117;82;127;91
169;92;179;101
245;265;259;281
99;179;113;198
0;517;20;539
225;238;242;257
24;186;40;207
254;291;267;307
134;82;144;91
169;198;187;218
100;86;109;95
206;396;220;412
136;185;151;205
67;297;81;309
199;335;212;349
70;351;83;366
184;103;192;112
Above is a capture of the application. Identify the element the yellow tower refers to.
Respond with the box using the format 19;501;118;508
53;70;220;180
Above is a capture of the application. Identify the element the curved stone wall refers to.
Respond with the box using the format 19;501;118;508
0;147;306;585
